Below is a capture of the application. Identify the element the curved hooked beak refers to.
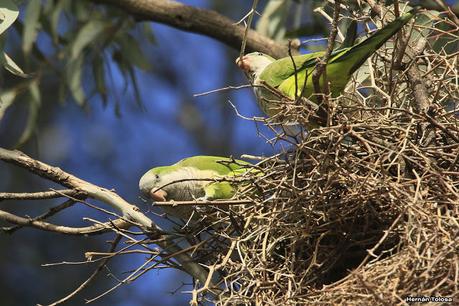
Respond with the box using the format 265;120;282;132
235;55;250;71
150;189;168;202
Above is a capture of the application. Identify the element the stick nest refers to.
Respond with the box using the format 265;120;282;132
170;5;459;305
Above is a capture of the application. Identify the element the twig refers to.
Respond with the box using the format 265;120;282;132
239;0;259;58
312;0;341;125
433;0;459;25
0;189;85;200
43;235;122;306
154;199;253;207
0;147;213;287
0;209;129;235
3;199;77;233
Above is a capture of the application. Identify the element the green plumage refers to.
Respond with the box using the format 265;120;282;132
139;156;254;220
163;156;250;177
237;9;418;125
260;9;417;99
140;156;252;201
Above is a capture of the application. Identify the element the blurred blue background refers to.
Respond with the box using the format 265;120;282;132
0;0;279;305
2;0;456;304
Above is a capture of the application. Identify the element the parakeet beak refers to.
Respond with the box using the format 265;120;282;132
235;55;250;72
150;189;168;202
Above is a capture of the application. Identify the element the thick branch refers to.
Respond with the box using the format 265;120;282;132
0;148;153;227
91;0;290;59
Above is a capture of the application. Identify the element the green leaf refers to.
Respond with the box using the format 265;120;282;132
66;56;86;105
0;87;17;121
0;0;18;35
22;0;41;55
16;81;40;147
112;49;143;108
141;22;156;44
116;33;151;71
1;51;28;77
71;19;106;59
256;0;290;42
92;56;107;104
50;0;68;43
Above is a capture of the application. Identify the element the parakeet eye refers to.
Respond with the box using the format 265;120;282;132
155;174;160;180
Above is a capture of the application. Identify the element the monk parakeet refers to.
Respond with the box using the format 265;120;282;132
139;156;253;220
236;9;417;127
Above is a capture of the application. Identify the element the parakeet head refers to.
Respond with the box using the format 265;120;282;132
139;166;169;201
236;52;274;81
139;166;207;202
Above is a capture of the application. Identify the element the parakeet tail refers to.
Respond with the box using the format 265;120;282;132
332;8;418;75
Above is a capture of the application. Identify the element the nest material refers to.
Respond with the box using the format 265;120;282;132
171;5;459;305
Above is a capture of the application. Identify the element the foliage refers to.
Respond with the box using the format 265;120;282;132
0;0;155;145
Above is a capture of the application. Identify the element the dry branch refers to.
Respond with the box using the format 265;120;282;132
0;147;213;287
91;0;291;59
144;3;459;304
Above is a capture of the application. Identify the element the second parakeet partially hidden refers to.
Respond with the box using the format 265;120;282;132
236;9;417;128
139;155;253;220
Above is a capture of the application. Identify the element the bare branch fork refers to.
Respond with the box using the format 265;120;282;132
0;147;212;287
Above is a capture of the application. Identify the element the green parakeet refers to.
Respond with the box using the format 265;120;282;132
236;9;418;126
139;156;253;220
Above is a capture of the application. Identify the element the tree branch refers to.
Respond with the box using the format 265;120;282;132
0;189;85;200
91;0;291;59
0;148;153;227
0;147;212;286
0;210;130;235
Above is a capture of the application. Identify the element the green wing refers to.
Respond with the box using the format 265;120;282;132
259;52;323;88
203;168;257;199
204;181;236;200
261;8;417;99
172;156;259;200
176;156;251;175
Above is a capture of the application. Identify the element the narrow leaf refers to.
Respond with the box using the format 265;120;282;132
92;56;107;104
71;19;106;59
141;23;156;44
0;0;18;35
66;56;86;105
116;33;151;71
256;0;290;41
50;0;68;43
22;0;41;55
1;51;28;77
0;88;17;121
16;81;41;147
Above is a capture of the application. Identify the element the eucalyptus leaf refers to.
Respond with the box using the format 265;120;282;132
0;88;17;121
70;19;106;59
23;0;41;55
142;22;156;44
66;56;86;105
1;51;28;77
16;81;40;147
50;0;68;43
92;56;107;104
256;0;290;42
116;33;151;71
0;0;18;35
